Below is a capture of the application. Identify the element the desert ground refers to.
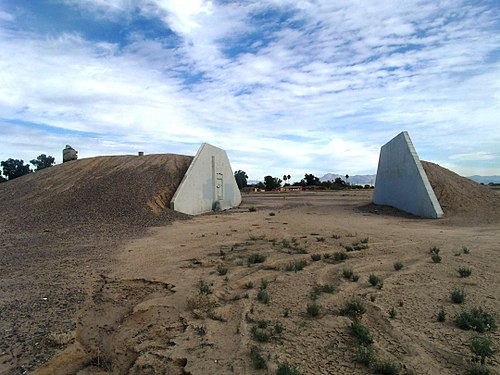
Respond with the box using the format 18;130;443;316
0;159;499;375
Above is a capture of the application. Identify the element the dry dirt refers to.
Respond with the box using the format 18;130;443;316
1;159;499;375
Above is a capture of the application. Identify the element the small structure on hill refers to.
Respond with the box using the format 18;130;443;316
170;143;241;215
373;131;443;218
63;145;78;163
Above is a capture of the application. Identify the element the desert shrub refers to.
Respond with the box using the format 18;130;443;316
257;289;270;304
356;344;376;366
458;266;473;278
248;253;267;264
307;302;321;317
251;326;270;342
462;246;471;254
332;234;341;239
244;281;254;289
361;237;369;244
455;308;497;333
249;234;266;241
311;253;322;261
369;274;381;287
284;259;307;272
470;335;493;365
274;322;284;334
316;237;325;242
283;308;290;318
334;252;348;261
269;212;276;216
250;345;267;369
340;299;366;321
388;307;397;319
430;246;440;254
393;261;404;271
351;321;373;345
217;264;228;276
398;300;404;307
281;239;291;248
343;268;354;279
249;207;257;212
276;362;301;375
431;253;442;263
370;294;376;302
260;279;269;289
437;307;446;322
466;363;491;375
373;360;400;374
323;253;331;259
451;287;466;304
197;279;212;295
351;273;360;282
311;284;336;299
343;245;354;252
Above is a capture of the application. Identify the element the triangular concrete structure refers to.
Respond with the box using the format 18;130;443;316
170;143;241;215
373;131;443;218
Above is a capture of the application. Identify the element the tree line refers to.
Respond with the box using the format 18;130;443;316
0;154;55;182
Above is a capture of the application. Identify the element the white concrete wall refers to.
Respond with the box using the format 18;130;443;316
170;143;242;215
373;132;443;218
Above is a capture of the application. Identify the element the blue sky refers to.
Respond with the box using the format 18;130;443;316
0;0;499;181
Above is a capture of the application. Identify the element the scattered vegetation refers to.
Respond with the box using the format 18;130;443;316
430;246;440;254
249;234;266;241
274;322;284;334
197;279;212;295
369;274;382;287
393;261;404;271
437;307;446;322
248;253;267;264
343;268;354;279
466;363;491;375
356;344;376;366
310;253;322;261
388;307;397;319
251;325;270;342
373;360;400;375
316;237;325;242
307;302;321;317
257;279;270;304
462;246;471;254
250;346;267;369
455;307;497;333
216;264;228;276
470;335;493;365
340;299;367;321
284;259;307;272
370;294;376;302
249;207;257;212
244;281;254;289
458;266;473;278
311;284;336;299
332;234;341;239
431;253;442;263
451;287;466;304
351;273;360;282
351;321;373;345
333;252;348;262
276;361;301;375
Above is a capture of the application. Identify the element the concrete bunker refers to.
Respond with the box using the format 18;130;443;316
170;143;241;215
373;131;443;218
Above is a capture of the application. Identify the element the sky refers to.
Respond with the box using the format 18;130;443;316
0;0;499;181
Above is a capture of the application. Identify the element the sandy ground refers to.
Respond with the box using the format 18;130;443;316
19;190;499;375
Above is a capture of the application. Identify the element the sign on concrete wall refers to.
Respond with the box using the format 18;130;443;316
170;143;242;215
373;131;443;218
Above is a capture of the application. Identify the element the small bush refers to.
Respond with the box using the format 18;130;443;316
283;308;290;318
393;261;404;271
244;281;254;289
437;307;446;322
370;294;376;302
323;253;331;259
373;360;400;374
458;266;473;278
284;260;307;272
311;284;336;299
389;307;397;319
351;273;360;282
217;264;228;275
430;246;440;254
462;246;471;254
274;322;284;334
248;253;267;264
316;237;325;242
361;237;369;244
356;344;376;366
431;253;442;263
257;289;270;304
281;239;291;248
276;361;301;375
470;335;493;365
251;326;270;342
351;321;373;345
466;363;491;375
334;252;348;261
455;308;497;333
369;274;381;287
307;302;321;317
343;268;354;279
250;346;267;369
340;299;367;321
451;287;466;304
269;212;276;216
311;253;322;261
197;279;212;295
260;279;269;290
332;234;341;239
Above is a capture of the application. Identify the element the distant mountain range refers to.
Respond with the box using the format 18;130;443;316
320;173;376;186
467;175;500;184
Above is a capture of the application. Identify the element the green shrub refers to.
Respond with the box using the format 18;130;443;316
284;260;307;272
197;279;212;295
249;206;257;212
257;289;270;304
344;245;354;252
462;246;471;254
431;253;442;263
281;239;291;248
361;237;369;244
250;345;267;369
311;284;336;299
323;253;331;259
451;287;465;304
437;307;446;322
351;321;373;345
470;335;493;365
393;261;404;271
343;268;353;279
217;264;228;275
466;363;491;375
260;279;269;290
389;307;397;319
455;308;497;333
332;234;341;239
316;237;325;242
248;253;267;264
340;299;367;321
369;274;381;286
458;266;473;278
351;273;360;282
334;252;348;261
310;253;322;261
251;326;270;342
269;212;276;216
430;246;440;254
307;302;321;317
373;360;400;374
244;281;254;289
274;322;284;334
276;361;300;375
356;344;376;366
370;294;376;302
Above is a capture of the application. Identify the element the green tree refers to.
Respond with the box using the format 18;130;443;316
30;154;55;171
0;159;32;180
234;170;248;189
264;175;282;190
303;173;320;186
0;175;6;183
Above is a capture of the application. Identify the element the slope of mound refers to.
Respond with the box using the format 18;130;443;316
0;153;193;230
422;161;500;224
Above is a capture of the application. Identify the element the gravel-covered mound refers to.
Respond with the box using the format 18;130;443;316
0;153;193;231
422;160;500;224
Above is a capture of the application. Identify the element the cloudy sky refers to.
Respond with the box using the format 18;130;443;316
0;0;499;181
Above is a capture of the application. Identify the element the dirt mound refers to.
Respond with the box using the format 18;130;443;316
422;161;500;224
0;153;193;230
